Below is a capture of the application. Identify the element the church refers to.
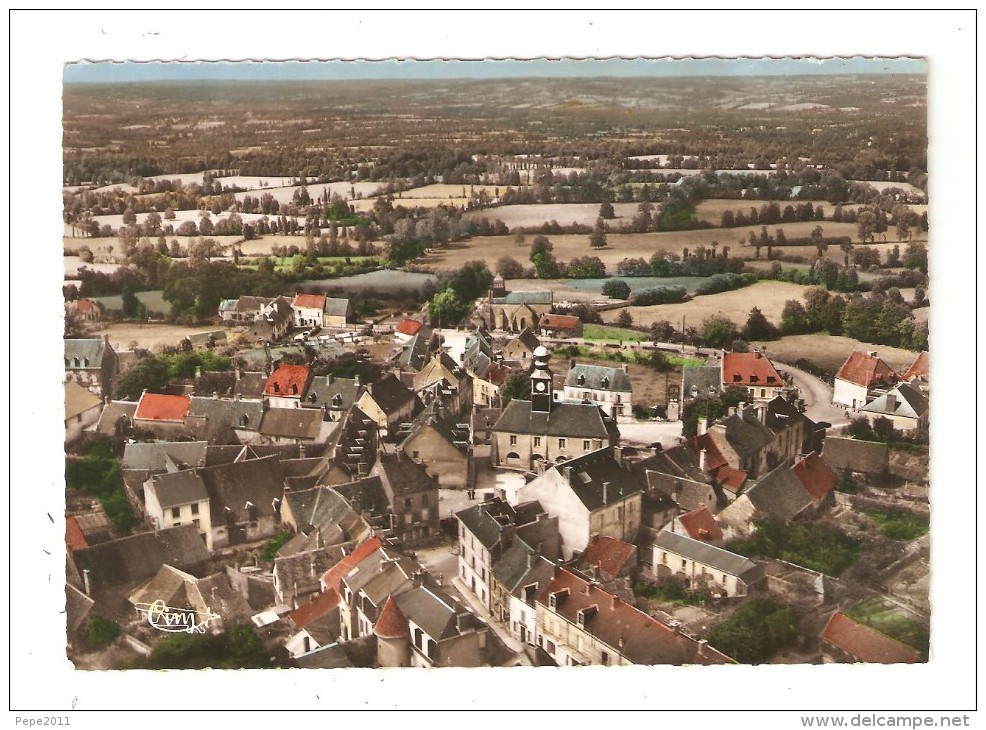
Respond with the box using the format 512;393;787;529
486;275;553;333
491;347;620;472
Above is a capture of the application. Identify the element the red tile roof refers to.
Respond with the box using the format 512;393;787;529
903;351;929;381
65;516;89;551
293;293;327;311
289;588;340;629
836;351;898;388
320;536;384;592
539;314;580;329
676;507;723;543
76;298;100;314
578;535;636;577
264;364;312;398
374;595;409;639
538;568;731;665
395;319;423;336
820;612;920;664
687;433;727;472
792;452;838;502
134;393;191;422
721;351;783;388
715;465;748;494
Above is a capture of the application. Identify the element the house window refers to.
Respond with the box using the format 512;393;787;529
761;389;766;398
191;503;199;515
546;640;556;655
558;438;566;449
404;497;412;508
412;450;420;460
661;552;667;564
682;558;687;569
601;651;610;666
193;519;200;528
172;507;181;518
583;440;590;450
533;437;541;447
509;435;517;446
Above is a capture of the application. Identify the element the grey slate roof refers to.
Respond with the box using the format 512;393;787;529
233;372;267;399
394;584;485;641
274;544;352;600
95;401;137;436
512;327;541;353
71;524;210;590
860;383;929;420
493;291;553;305
373;451;439;498
66;583;95;634
332;476;389;519
295;642;353;669
723;410;776;457
204;443;304;467
492;400;618;440
189;396;264;432
365;374;419;415
302;376;364;413
553;447;646;511
682;365;723;400
399;333;432;372
565;363;632;393
200;454;286;524
283;486;358;533
260;407;324;440
64;338;110;369
403;401;470;454
744;465;814;521
653;531;764;582
323;405;377;478
456;498;517;551
491;539;556;596
122;441;208;472
151;469;210;509
323;297;351;318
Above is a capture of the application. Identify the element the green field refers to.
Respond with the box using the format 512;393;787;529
93;290;169;314
846;598;929;660
583;323;645;342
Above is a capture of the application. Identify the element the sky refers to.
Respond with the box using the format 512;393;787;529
63;56;927;84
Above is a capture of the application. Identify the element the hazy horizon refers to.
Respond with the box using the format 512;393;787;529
63;57;927;84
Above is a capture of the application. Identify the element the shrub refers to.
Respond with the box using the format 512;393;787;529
729;520;860;576
602;279;631;300
86;615;121;647
631;286;687;306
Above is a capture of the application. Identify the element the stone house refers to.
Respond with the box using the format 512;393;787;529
144;469;212;546
517;447;644;560
486;277;553;333
64;381;103;444
833;350;899;410
413;352;473;417
370;449;441;549
720;349;788;402
489;540;556;647
536;567;732;666
64;336;117;399
563;361;633;422
820;611;920;664
400;401;471;488
537;313;583;338
859;382;929;434
263;363;313;409
502;327;541;365
355;373;421;437
652;531;765;597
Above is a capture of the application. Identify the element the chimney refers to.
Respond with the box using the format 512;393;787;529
412;569;424;588
754;351;762;359
612;445;622;466
602;482;609;504
355;374;361;387
758;404;767;424
562;466;573;482
697;417;708;436
622;363;628;373
570;358;576;370
699;448;707;472
82;568;91;597
618;635;626;651
611;593;619;611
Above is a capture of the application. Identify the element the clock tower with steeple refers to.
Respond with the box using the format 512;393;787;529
530;346;553;413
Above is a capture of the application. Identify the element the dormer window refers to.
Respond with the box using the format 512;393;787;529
749;375;759;383
577;605;598;628
601;377;609;389
577;374;586;386
732;374;741;382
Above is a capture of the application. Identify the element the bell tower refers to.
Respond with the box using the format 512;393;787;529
530;346;553;413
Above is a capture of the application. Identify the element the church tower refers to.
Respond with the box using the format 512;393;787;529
530;346;553;413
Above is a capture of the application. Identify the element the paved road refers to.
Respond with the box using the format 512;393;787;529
773;360;849;431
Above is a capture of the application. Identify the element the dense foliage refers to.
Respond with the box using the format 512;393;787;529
65;438;135;533
630;286;688;306
132;625;271;669
85;615;121;647
681;387;751;438
707;598;800;664
118;351;232;400
728;520;860;576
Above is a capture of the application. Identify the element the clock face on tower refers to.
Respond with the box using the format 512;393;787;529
534;380;547;393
